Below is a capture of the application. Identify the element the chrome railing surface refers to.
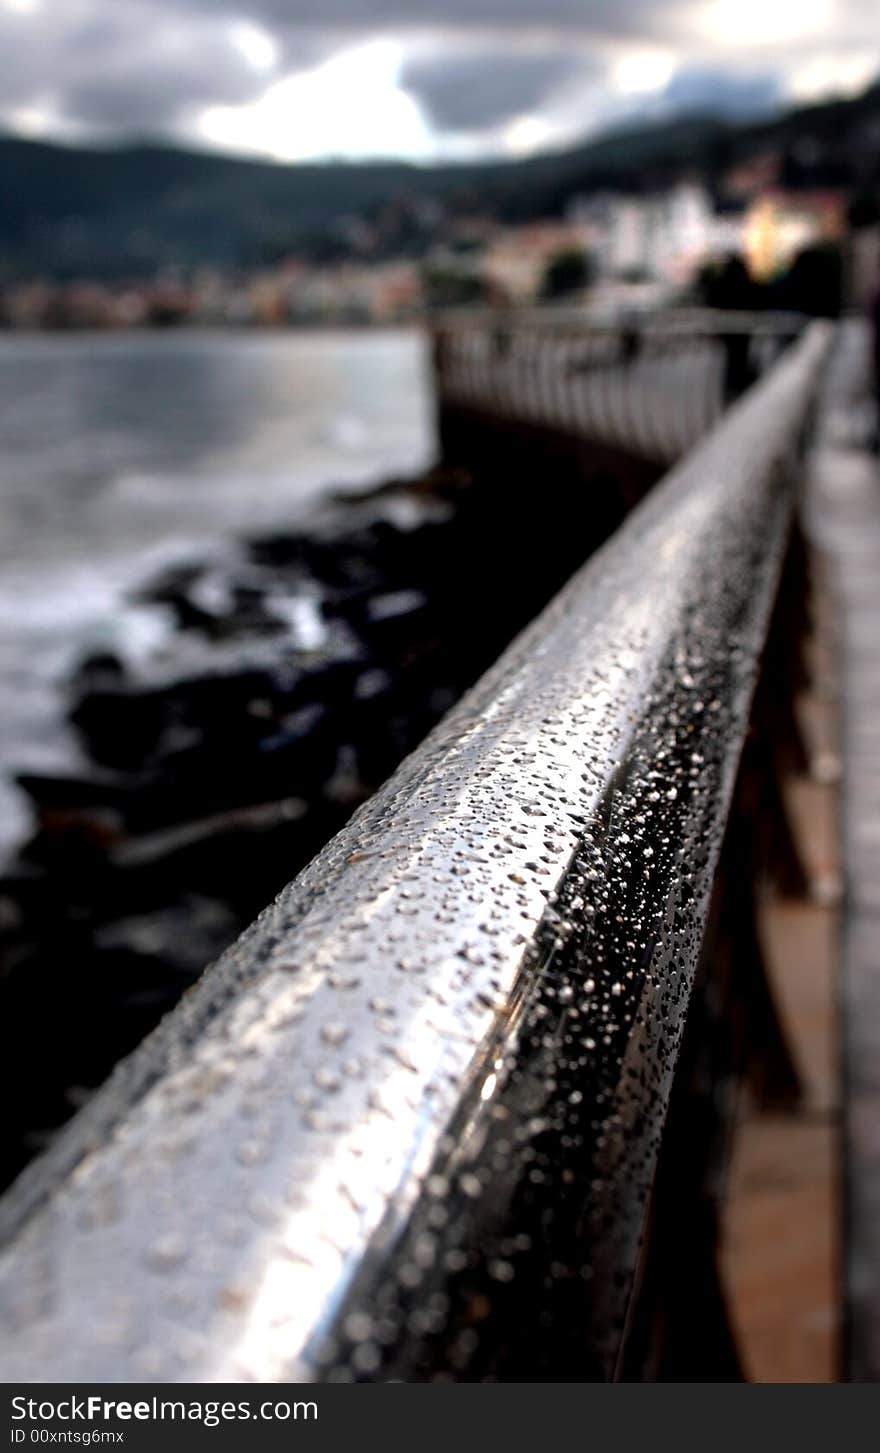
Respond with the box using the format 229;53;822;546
0;322;831;1383
432;309;805;465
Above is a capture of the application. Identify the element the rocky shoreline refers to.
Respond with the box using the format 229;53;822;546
0;447;634;1189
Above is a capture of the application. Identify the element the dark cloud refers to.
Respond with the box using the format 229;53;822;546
401;50;590;132
0;2;274;137
0;0;670;144
63;52;264;133
143;0;688;38
0;0;873;154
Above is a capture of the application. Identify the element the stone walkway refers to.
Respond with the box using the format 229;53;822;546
806;320;880;1380
722;320;880;1381
721;539;840;1381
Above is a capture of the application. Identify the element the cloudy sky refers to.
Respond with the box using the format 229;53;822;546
1;0;878;163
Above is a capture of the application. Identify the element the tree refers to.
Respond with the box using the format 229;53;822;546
778;243;844;318
849;190;880;231
421;263;487;311
540;247;594;301
695;253;757;311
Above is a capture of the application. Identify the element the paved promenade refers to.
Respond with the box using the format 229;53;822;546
806;320;880;1379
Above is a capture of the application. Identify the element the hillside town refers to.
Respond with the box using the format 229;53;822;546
1;162;870;329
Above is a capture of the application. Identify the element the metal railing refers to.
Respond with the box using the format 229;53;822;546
0;321;831;1382
432;308;805;466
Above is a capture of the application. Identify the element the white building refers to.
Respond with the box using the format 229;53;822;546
569;184;747;286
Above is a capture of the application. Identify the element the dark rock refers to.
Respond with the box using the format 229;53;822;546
0;455;636;1191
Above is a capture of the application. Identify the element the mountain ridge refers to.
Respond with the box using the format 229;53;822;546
1;78;878;278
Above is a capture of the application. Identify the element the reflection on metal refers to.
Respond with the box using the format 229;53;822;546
0;322;831;1382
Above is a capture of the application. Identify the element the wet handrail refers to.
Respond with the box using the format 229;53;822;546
0;321;831;1382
